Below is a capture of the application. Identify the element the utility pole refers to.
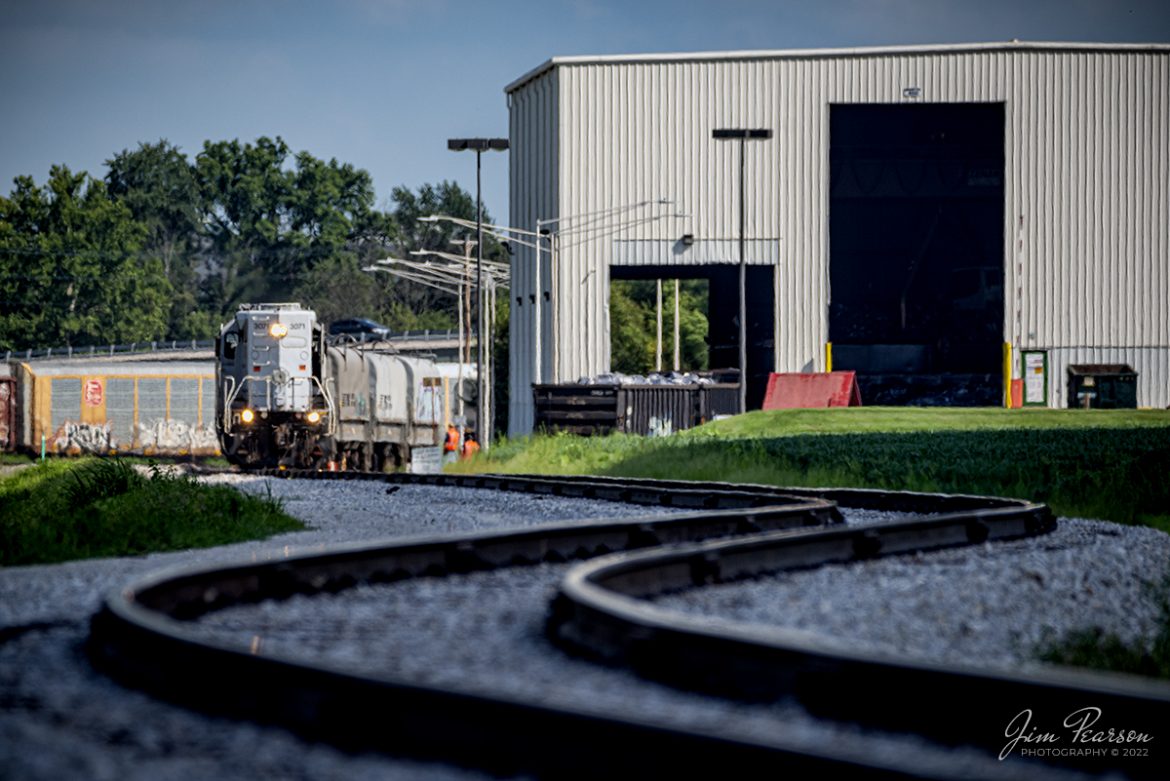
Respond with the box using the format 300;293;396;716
447;138;508;448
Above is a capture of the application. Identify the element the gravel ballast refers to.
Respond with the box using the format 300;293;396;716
1;476;682;781
2;473;1164;779
655;517;1170;669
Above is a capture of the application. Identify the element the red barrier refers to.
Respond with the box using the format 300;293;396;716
1010;379;1023;409
761;372;863;410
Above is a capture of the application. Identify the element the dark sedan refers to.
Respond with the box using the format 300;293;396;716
328;318;391;340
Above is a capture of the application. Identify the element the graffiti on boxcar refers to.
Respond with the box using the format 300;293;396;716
0;379;12;450
54;421;114;453
136;419;218;452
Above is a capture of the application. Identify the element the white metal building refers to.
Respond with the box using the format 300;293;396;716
505;42;1170;435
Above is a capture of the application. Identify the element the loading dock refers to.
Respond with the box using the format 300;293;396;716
829;103;1005;405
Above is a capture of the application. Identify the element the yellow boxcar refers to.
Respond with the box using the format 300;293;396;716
20;358;219;457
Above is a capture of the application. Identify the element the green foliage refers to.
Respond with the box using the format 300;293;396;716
609;282;655;373
382;301;457;331
692;406;1170;437
610;279;708;374
62;459;144;508
0;166;170;350
293;254;393;326
195;136;384;308
106;140;206;338
0;458;302;566
106;140;202;277
4;135;498;348
492;291;511;438
383;181;507;330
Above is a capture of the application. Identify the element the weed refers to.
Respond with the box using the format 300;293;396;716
0;458;301;566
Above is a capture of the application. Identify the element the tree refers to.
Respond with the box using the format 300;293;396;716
609;278;709;375
609;281;655;374
105;140;202;278
194;136;387;312
292;254;393;326
1;140;506;351
106;140;209;338
0;167;170;350
386;181;506;330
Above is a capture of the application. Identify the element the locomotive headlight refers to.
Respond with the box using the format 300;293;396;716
306;410;321;424
240;408;255;424
268;322;289;339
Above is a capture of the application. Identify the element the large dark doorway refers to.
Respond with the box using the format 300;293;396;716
830;103;1005;405
610;264;774;409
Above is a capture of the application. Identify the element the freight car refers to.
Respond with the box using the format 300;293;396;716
215;303;453;470
0;355;218;457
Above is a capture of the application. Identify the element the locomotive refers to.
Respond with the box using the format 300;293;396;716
215;303;450;470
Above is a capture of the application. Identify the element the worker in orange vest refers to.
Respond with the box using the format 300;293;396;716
443;423;459;464
461;434;480;460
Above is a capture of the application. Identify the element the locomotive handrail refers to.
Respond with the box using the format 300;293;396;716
220;376;238;433
309;375;337;436
220;374;335;436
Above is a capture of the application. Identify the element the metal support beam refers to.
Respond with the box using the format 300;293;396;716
713;128;772;414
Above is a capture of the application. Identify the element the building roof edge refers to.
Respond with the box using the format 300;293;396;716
504;40;1170;94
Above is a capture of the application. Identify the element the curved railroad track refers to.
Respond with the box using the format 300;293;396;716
86;472;1168;779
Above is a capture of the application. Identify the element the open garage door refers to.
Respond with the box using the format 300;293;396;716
830;103;1005;406
610;264;774;409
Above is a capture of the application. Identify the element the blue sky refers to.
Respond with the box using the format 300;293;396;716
1;0;1167;224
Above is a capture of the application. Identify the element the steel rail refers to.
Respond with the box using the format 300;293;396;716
85;472;1099;778
89;472;882;778
549;502;1169;779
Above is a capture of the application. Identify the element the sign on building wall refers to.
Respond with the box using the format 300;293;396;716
1021;350;1048;406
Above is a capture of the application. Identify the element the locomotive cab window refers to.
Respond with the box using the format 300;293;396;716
220;332;240;361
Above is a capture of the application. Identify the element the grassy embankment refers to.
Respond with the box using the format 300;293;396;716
458;407;1170;532
0;458;302;566
454;407;1170;678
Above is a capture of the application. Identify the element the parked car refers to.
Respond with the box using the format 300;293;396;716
328;318;391;341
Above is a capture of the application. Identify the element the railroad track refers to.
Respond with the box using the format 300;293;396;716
86;471;1167;779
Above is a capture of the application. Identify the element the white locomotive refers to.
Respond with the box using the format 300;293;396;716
215;303;449;470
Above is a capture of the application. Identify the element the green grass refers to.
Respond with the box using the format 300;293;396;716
692;406;1170;437
0;458;303;566
456;408;1170;532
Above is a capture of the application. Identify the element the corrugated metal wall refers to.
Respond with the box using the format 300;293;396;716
508;68;558;434
1045;347;1169;412
508;44;1170;433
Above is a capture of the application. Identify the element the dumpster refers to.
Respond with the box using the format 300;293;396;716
1066;364;1137;409
534;380;739;436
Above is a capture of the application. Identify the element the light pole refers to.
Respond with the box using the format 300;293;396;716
419;202;684;433
447;137;508;448
713;128;771;414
